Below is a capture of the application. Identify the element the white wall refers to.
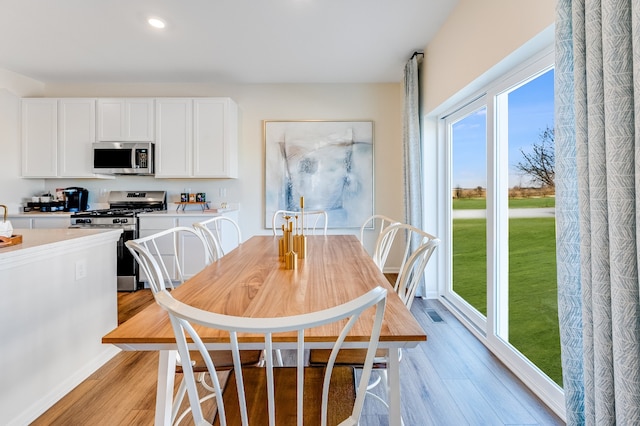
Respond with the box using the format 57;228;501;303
28;82;405;243
0;70;46;213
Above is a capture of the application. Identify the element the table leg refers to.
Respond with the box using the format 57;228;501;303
155;350;177;426
387;347;402;426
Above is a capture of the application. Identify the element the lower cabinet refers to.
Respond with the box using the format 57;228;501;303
9;216;71;229
138;210;239;286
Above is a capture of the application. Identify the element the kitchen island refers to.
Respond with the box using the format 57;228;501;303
0;228;122;426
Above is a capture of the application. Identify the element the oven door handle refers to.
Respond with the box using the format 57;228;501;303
117;234;124;258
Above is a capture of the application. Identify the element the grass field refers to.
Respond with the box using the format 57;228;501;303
452;216;562;386
453;196;556;210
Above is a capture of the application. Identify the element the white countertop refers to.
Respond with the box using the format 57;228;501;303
0;228;122;258
139;208;237;217
7;212;72;218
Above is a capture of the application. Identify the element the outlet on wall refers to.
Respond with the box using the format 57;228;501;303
75;259;87;280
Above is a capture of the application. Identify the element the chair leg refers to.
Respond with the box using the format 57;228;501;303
361;369;405;426
171;378;187;424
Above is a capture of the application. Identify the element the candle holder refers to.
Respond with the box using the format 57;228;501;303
277;197;308;268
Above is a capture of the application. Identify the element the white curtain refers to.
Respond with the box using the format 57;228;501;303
403;54;424;294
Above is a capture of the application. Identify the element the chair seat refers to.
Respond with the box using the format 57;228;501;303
176;350;263;373
214;366;355;426
309;348;388;368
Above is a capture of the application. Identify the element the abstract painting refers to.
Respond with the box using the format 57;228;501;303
264;120;374;228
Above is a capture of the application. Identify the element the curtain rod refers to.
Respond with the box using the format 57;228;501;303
410;51;424;60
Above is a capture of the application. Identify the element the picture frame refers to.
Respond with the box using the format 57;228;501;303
264;120;374;228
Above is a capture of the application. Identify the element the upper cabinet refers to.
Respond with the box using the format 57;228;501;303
58;98;97;177
21;99;58;177
97;98;154;141
21;96;237;179
155;97;238;178
155;98;193;177
22;98;109;179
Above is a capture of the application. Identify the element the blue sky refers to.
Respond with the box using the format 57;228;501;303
452;68;554;189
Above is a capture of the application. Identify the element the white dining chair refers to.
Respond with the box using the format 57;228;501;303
125;227;261;424
272;209;328;236
359;214;401;261
193;216;242;262
311;223;440;421
154;285;387;426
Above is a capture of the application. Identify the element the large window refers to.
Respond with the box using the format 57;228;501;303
439;50;562;413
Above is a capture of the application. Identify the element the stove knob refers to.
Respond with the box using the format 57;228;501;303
113;218;120;224
86;219;92;224
121;218;128;224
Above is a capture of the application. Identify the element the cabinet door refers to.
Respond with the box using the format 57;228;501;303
97;98;154;141
178;224;209;279
10;218;33;229
33;217;71;229
193;98;238;178
97;99;125;141
125;98;154;141
58;99;97;177
155;99;193;177
21;99;58;177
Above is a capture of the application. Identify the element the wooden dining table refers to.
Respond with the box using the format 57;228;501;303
103;234;427;426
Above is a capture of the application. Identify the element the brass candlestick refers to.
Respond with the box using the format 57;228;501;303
284;220;297;269
298;196;307;259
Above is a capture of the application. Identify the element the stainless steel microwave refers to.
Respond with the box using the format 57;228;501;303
92;142;154;175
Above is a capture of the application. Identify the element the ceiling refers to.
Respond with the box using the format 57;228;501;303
0;0;458;85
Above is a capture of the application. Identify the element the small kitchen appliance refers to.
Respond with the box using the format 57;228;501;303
62;187;89;212
70;190;166;291
92;142;154;175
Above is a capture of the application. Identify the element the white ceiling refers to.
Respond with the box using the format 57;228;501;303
0;0;458;85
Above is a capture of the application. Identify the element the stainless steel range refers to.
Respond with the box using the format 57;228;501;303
70;190;166;291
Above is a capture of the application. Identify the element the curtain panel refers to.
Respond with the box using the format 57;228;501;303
403;55;424;295
556;0;640;424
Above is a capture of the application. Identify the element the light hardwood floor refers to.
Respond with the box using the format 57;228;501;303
33;284;564;425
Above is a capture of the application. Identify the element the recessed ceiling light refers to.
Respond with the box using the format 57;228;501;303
148;17;166;29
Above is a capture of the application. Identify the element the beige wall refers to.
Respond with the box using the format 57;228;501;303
423;0;555;115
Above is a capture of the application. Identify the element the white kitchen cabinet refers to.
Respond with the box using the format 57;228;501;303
21;99;58;177
193;98;238;178
33;216;72;229
9;218;32;229
154;98;193;178
58;98;97;177
21;98;112;179
97;98;154;141
8;215;71;229
155;97;238;178
137;210;239;285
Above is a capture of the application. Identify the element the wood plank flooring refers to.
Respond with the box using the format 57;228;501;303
33;284;564;425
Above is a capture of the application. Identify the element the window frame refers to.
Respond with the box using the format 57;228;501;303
433;48;564;418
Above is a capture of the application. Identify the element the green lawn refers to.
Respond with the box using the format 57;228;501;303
453;196;555;210
452;216;562;386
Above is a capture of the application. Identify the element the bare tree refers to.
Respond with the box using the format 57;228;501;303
515;126;555;188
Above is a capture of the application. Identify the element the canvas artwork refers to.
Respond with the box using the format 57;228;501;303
264;120;374;228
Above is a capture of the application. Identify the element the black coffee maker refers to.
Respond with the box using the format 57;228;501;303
62;187;89;212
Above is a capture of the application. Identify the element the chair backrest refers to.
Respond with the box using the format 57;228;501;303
125;226;210;293
375;223;440;309
154;286;387;426
359;214;400;259
272;209;328;236
193;216;242;261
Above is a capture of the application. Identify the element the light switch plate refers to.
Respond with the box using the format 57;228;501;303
75;259;87;280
